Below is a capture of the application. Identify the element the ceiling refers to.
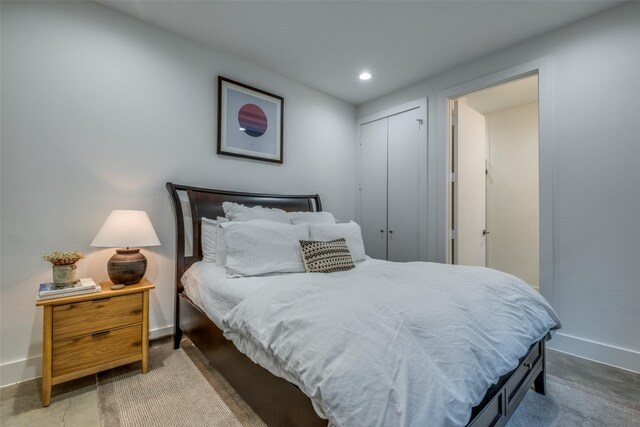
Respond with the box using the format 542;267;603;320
464;74;538;115
99;1;622;106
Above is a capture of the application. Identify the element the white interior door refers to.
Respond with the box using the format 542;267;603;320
454;101;487;266
387;108;421;262
360;119;388;260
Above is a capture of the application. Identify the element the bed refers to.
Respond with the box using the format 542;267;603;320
166;182;558;427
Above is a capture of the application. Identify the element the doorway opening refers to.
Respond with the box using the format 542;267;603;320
450;74;540;290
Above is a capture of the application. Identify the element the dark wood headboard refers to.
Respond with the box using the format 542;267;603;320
166;183;322;292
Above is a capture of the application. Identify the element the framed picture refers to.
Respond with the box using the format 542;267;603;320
217;76;284;163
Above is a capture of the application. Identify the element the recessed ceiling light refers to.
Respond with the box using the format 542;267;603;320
359;72;372;81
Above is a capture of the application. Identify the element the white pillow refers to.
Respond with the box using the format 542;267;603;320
201;217;228;262
201;217;217;262
309;221;366;261
215;216;228;266
222;201;290;223
289;211;336;224
220;220;309;276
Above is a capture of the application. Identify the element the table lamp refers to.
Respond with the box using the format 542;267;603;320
91;210;161;285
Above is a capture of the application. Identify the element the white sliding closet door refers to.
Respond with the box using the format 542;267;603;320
387;109;420;262
360;119;388;260
359;106;422;261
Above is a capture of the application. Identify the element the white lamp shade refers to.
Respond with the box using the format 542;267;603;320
91;210;161;248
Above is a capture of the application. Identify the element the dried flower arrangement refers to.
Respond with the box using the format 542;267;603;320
42;251;86;266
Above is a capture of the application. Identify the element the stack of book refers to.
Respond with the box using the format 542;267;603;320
37;278;101;300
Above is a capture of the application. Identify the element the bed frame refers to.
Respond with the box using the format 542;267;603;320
166;182;548;427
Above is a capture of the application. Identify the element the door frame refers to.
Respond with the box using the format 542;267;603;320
356;97;428;259
437;58;553;302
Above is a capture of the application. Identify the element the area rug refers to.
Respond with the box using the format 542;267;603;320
97;341;640;427
96;342;265;427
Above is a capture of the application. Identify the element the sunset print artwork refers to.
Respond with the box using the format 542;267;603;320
217;77;284;163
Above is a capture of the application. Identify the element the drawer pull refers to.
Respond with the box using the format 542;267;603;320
92;331;110;338
93;297;111;303
523;362;532;368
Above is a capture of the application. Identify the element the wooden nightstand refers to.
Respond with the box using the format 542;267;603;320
36;279;155;406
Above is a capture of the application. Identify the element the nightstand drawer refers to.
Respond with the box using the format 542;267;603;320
52;324;142;377
53;293;142;341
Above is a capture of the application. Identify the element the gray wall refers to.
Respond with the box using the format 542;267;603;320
0;1;356;384
358;3;640;371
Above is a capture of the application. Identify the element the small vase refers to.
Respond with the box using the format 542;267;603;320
52;264;77;285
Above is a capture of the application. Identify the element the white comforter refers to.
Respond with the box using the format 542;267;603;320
221;261;561;427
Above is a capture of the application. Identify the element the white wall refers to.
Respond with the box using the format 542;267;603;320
486;102;539;289
0;1;356;385
358;3;640;372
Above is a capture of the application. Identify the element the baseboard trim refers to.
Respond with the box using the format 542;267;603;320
0;325;174;387
149;325;174;341
0;356;41;389
548;332;640;374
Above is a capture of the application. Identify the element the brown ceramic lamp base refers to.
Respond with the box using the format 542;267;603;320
107;248;147;285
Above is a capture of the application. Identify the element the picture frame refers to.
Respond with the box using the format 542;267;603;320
217;76;284;163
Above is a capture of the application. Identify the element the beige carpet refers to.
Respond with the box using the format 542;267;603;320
96;341;265;427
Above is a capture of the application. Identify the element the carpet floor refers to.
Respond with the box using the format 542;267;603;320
97;342;265;427
508;375;640;426
97;341;640;427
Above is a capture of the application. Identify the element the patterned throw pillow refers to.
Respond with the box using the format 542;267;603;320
299;238;355;273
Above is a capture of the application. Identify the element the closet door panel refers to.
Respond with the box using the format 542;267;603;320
387;109;420;262
359;119;388;260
